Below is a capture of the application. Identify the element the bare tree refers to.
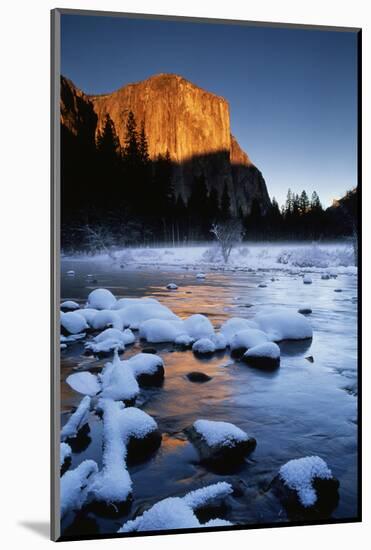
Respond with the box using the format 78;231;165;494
78;223;117;259
210;220;243;264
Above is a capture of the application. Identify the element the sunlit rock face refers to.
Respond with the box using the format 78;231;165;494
60;73;271;215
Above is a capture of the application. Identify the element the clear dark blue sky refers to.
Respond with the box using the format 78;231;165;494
61;13;358;207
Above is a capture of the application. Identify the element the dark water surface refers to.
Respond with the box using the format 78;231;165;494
60;260;358;536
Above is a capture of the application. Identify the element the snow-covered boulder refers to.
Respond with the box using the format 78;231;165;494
220;317;259;344
272;456;339;517
196;272;206;279
303;275;312;284
99;353;139;404
120;302;179;330
139;319;185;343
121;407;162;464
185;419;256;470
86;288;116;310
61;396;91;441
118;482;233;532
85;327;135;356
242;342;280;369
184;314;214;339
174;333;195;348
230;328;268;357
127;353;164;387
255;310;313;341
66;372;101;397
113;297;158;310
61;460;98;518
61;311;88;335
192;338;216;355
210;333;227;351
75;308;98;325
90;310;123;331
60;442;72;475
60;300;79;312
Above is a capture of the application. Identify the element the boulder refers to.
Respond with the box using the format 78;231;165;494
242;342;280;370
186;371;212;383
185;419;256;471
271;456;339;519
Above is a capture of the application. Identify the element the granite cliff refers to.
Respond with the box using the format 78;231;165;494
60;73;271;215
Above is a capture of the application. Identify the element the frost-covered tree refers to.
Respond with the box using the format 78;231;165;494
210;220;243;263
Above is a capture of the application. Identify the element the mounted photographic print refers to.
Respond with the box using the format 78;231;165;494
51;8;361;542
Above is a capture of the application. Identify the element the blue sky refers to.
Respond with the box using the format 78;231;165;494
61;13;358;207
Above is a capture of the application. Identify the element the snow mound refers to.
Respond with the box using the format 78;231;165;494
60;442;71;467
61;460;98;517
66;372;100;396
244;342;280;360
118;482;233;532
220;317;259;344
139;319;185;343
184;314;214;339
230;328;268;353
193;419;249;448
61;300;79;312
89;399;132;506
61;311;88;335
192;338;216;354
121;407;158;440
85;327;135;354
175;334;195;347
61;396;91;440
255;310;313;341
119;302;179;330
113;297;158;310
75;308;98;325
86;288;116;310
210;333;227;351
99;353;139;402
90;309;123;331
279;456;333;507
128;353;164;377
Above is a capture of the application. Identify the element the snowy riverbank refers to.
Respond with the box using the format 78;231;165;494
62;242;356;275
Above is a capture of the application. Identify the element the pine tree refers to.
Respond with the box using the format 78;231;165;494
138;119;150;164
310;191;322;211
96;114;120;163
123;110;140;166
299;190;310;215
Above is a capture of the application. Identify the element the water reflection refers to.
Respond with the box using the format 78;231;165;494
60;262;358;533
